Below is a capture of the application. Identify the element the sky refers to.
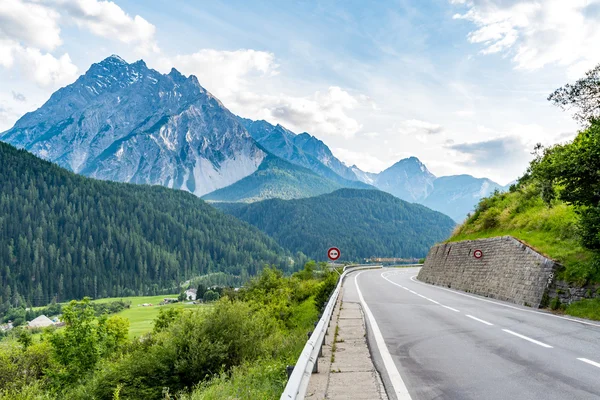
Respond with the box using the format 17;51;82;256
1;0;599;185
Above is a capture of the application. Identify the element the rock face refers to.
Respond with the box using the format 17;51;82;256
417;236;560;308
0;55;265;197
239;118;363;185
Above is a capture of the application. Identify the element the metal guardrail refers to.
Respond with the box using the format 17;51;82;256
280;264;382;400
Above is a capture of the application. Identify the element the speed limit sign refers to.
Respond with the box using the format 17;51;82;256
328;247;341;261
473;249;483;259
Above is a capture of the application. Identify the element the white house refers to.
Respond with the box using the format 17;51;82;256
185;288;197;301
28;315;55;329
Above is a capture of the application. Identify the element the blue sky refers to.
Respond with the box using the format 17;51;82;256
1;0;598;184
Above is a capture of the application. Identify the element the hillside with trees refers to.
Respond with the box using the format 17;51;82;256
216;189;456;261
0;142;297;306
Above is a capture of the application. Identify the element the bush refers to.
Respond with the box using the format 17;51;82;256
314;272;338;311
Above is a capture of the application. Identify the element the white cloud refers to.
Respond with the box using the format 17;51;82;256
160;49;278;97
0;0;158;88
0;0;62;50
0;39;78;87
231;87;364;138
333;147;390;172
399;119;443;135
452;0;600;78
57;0;158;54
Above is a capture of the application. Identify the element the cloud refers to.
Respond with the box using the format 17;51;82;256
451;0;600;78
57;0;158;54
11;91;26;102
160;49;278;97
333;147;390;172
399;119;443;135
231;87;364;138
0;40;78;87
446;135;529;168
0;0;158;87
0;0;62;50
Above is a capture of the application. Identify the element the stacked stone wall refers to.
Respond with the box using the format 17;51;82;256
417;236;560;308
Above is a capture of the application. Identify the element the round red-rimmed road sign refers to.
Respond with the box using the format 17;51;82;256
328;247;341;261
473;249;483;259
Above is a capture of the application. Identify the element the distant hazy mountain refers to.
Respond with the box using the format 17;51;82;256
372;157;435;202
239;118;363;184
215;189;456;261
202;155;344;202
423;175;505;222
1;55;266;197
351;159;504;222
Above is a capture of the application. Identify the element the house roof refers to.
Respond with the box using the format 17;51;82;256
28;315;55;328
185;288;197;294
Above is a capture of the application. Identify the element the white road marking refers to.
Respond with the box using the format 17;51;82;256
577;358;600;369
355;272;413;400
466;315;494;326
502;329;553;348
382;272;454;309
442;305;460;312
408;275;600;329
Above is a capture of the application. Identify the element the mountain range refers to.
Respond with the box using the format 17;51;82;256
350;159;507;221
1;55;506;221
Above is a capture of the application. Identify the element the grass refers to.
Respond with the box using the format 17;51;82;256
566;298;600;321
450;186;597;284
94;295;210;339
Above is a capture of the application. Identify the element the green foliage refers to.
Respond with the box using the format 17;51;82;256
0;262;328;399
152;308;184;334
202;290;219;302
0;340;53;393
566;298;600;321
47;298;128;387
217;188;456;261
314;272;338;312
0;142;295;304
16;330;32;349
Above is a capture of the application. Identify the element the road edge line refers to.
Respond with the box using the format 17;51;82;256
355;272;412;400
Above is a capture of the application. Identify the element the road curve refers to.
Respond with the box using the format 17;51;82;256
345;267;600;400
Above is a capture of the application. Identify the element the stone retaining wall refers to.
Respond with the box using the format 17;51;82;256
417;236;561;308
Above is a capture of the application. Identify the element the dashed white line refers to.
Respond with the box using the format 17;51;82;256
355;272;413;399
466;315;494;326
408;275;600;329
442;305;460;312
502;329;553;348
577;358;600;369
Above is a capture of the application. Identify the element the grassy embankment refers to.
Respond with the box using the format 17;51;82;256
449;184;600;319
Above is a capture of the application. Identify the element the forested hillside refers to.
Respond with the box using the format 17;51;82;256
216;189;456;261
0;142;295;306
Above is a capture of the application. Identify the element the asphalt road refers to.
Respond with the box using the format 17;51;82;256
345;267;600;400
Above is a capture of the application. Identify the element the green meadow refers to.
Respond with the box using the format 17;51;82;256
93;295;211;338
